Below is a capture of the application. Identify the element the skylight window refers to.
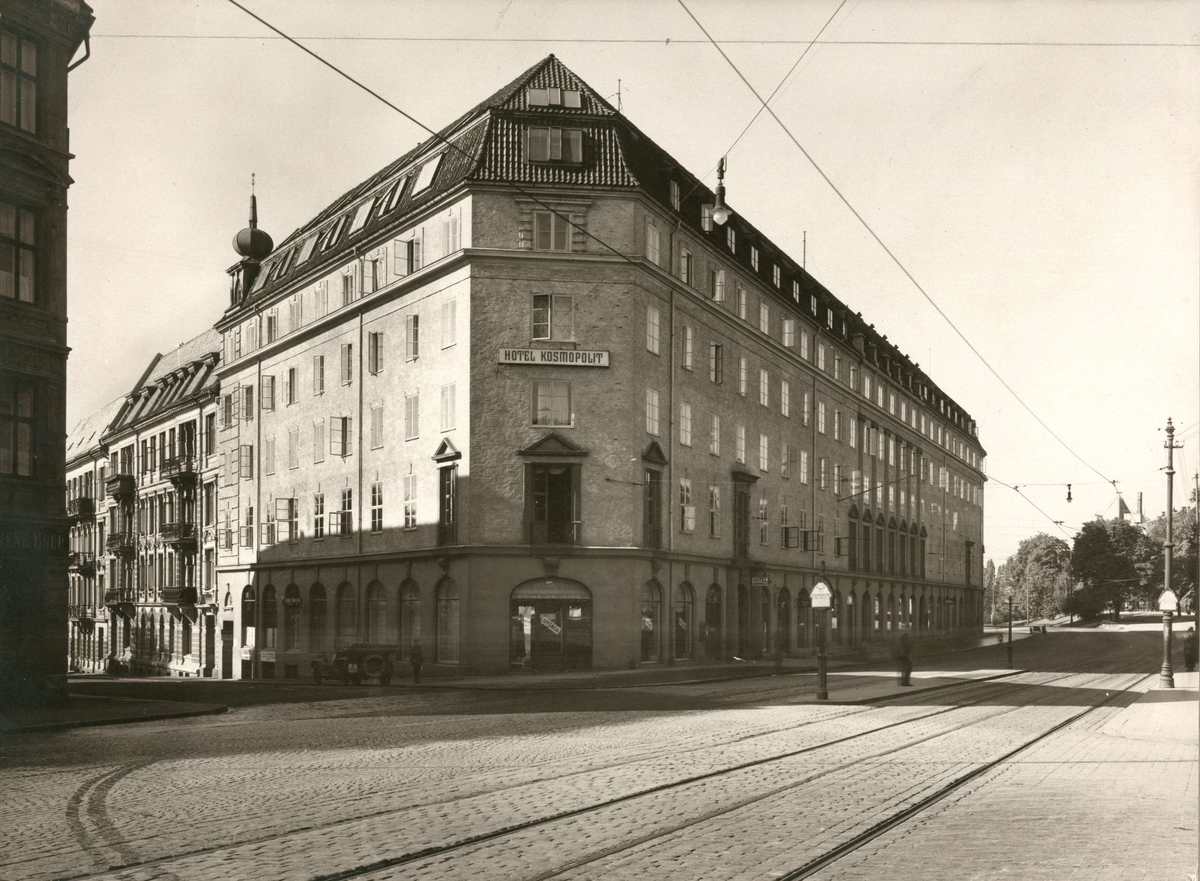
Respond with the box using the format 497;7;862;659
412;154;443;194
383;175;408;213
295;234;318;265
348;196;375;234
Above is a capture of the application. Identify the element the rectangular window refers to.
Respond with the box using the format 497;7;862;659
288;427;299;469
533;210;571;251
759;302;769;334
781;380;790;417
239;444;254;479
646;303;660;354
264;437;275;475
726;226;736;253
783;443;794;480
709;343;723;384
0;376;34;476
679;478;695;532
646;222;660;265
817;344;826;371
240;385;255;422
758;434;769;472
393;235;422;276
645;388;660;436
313;420;325;464
527;127;583;164
532;293;574;341
338;488;353;536
340;343;353;385
782;319;795;348
368;331;383;375
758;498;769;545
701;203;713;232
0;201;35;303
738;357;747;396
818;457;829;491
710;268;725;301
412;153;443;193
266;310;278;343
370;404;384;449
403;471;417;528
800;329;810;361
802;390;810;426
818;401;826;434
678;248;692;285
405;393;420;439
750;246;759;271
0;31;37;134
405;314;420;360
737;287;747;320
371;481;383;534
679;401;692;447
531;381;572;427
441;299;457;348
341;270;356;306
682;325;694;370
800;450;810;485
736;424;746;464
670;180;681;210
758;369;769;407
303;358;323;405
834;409;842;441
330;416;352;458
440;383;456;431
709;486;721;537
313;493;325;538
773;265;781;288
849;416;858;448
282;367;296;405
261;375;275;411
709;415;721;457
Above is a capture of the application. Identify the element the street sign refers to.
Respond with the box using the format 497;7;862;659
751;575;771;586
811;581;832;609
1159;588;1178;612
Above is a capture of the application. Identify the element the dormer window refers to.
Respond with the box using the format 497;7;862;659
670;180;681;211
382;175;408;213
772;265;781;288
792;280;800;303
527;87;581;108
726;226;736;253
348;195;376;234
319;214;350;252
701;204;713;232
527;127;583;164
412;154;443;194
750;246;759;271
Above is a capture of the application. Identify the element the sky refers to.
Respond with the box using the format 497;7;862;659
64;0;1200;565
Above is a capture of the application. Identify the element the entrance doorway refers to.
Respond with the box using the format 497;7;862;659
737;584;750;658
221;620;233;679
204;616;215;677
510;578;592;671
704;585;722;660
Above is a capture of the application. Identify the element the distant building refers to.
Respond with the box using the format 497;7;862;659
0;0;94;705
68;56;987;680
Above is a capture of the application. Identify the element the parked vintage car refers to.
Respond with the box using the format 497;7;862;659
311;644;398;685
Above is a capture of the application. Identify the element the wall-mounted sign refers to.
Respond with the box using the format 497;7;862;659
260;650;276;663
811;582;832;609
751;576;771;587
499;348;609;367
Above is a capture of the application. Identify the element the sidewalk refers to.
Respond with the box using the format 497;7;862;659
0;693;227;736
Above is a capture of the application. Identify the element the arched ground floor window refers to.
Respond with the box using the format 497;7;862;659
511;577;591;672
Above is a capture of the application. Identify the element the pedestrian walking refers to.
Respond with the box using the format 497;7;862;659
1183;627;1197;673
896;631;913;686
410;641;424;684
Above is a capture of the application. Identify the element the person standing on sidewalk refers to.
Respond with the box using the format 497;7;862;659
410;641;424;684
1183;627;1197;673
896;631;913;686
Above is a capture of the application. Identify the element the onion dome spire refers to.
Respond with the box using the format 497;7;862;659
233;173;273;260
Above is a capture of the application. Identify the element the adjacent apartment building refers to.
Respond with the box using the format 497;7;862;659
68;55;986;680
0;0;94;704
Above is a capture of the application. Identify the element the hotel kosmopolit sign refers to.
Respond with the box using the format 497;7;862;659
498;348;610;367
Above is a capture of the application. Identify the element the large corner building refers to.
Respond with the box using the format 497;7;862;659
68;56;986;680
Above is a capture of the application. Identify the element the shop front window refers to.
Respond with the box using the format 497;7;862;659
640;581;661;662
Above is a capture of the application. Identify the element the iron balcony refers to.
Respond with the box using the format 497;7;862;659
106;474;136;502
67;496;96;522
161;455;197;485
106;532;136;558
161;521;197;549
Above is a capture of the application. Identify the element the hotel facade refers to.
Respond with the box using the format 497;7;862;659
70;56;986;679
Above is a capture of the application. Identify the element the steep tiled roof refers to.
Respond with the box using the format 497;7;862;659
66;396;125;462
107;328;222;437
227;54;978;436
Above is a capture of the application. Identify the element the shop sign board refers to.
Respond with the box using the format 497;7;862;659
499;348;609;367
751;576;771;587
260;651;276;663
811;582;832;609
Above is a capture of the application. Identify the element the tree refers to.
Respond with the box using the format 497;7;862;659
983;559;999;623
1145;505;1198;607
991;534;1072;622
1070;518;1161;621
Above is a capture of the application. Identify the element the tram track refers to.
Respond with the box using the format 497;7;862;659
51;663;1138;881
306;667;1128;881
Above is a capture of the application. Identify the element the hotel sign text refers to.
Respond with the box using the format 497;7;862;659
498;348;610;367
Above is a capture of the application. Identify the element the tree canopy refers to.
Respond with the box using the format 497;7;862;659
1069;517;1162;621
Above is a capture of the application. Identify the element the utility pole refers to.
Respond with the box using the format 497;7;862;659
1160;419;1182;688
1006;594;1013;669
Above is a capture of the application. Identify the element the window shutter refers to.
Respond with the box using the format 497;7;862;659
330;417;342;457
448;213;460;252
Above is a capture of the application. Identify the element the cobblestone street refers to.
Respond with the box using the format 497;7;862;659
1;632;1194;881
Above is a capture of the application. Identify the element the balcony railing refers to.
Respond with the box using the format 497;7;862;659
163;585;198;606
68;551;96;577
106;474;136;502
161;455;197;485
104;588;134;606
69;604;96;622
67;497;96;522
161;521;197;548
106;532;136;557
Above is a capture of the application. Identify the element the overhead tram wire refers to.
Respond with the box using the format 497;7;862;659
222;0;649;299
985;476;1074;539
674;0;1118;490
678;0;855;209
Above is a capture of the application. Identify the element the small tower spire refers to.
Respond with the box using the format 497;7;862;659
249;173;258;229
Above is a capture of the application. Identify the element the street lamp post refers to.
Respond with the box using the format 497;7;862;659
1160;418;1181;688
1007;594;1013;669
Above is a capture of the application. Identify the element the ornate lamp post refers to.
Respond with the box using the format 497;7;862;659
1160;418;1182;688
